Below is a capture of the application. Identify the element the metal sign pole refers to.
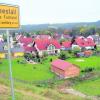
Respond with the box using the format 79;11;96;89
6;29;15;100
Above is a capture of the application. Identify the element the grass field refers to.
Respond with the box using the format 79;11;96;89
0;56;99;81
0;78;86;100
0;57;56;81
66;56;100;96
0;55;100;97
73;78;100;96
67;56;100;70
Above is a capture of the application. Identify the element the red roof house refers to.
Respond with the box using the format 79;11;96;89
34;39;61;56
61;36;95;50
17;36;34;52
73;37;96;48
62;41;72;50
51;59;80;78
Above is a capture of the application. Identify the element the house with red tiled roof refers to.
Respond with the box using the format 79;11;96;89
51;59;80;78
87;35;100;45
60;36;96;51
17;36;34;53
34;39;61;56
61;41;72;50
17;36;61;55
72;36;96;50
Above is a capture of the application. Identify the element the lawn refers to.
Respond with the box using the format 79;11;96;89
73;78;100;96
66;56;100;96
0;57;55;81
0;55;100;97
0;56;99;81
66;56;100;70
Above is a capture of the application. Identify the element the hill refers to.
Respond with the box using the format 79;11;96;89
17;20;100;32
0;20;100;33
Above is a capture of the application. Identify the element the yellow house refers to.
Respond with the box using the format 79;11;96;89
0;52;5;58
11;47;24;58
12;52;24;57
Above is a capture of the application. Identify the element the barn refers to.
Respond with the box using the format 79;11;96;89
51;59;80;78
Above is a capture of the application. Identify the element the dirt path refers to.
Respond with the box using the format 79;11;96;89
0;84;51;100
0;84;35;97
0;84;8;94
60;88;100;100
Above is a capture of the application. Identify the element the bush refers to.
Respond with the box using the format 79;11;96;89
43;51;48;57
68;50;72;54
72;46;81;53
50;58;52;62
81;67;95;73
59;38;66;44
0;61;2;64
96;45;100;53
58;51;67;60
24;53;33;60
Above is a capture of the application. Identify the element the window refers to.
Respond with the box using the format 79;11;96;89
47;44;55;51
47;44;56;54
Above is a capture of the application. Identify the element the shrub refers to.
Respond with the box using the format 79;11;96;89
50;58;52;62
96;45;100;53
59;38;66;44
72;46;81;53
81;67;95;73
17;60;20;64
68;50;72;54
0;61;2;64
58;51;67;60
43;51;48;57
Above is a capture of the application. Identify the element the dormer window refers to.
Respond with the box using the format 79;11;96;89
47;44;55;50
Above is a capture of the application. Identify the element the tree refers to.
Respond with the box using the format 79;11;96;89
73;46;81;54
96;28;100;36
3;34;7;42
59;38;66;45
58;51;67;60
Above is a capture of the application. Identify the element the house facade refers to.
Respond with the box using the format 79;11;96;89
51;59;80;78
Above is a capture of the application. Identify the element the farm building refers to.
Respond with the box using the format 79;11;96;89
51;59;80;78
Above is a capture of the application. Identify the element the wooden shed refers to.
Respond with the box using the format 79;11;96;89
51;59;80;78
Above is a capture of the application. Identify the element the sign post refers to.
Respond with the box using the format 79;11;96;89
0;4;20;100
7;29;15;100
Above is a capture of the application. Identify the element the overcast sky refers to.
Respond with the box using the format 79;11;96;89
1;0;100;25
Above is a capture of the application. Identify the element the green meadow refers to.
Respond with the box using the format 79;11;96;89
0;56;100;97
